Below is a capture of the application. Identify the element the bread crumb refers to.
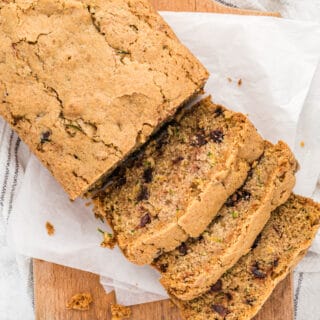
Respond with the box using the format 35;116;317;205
45;222;55;236
85;201;92;207
300;141;305;148
227;77;232;82
111;304;131;320
66;293;92;311
238;79;242;86
98;228;116;249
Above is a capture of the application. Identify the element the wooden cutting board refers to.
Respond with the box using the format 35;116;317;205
34;1;291;320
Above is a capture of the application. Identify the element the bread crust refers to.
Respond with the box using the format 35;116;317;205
94;97;264;265
0;0;208;199
155;141;297;300
174;195;320;319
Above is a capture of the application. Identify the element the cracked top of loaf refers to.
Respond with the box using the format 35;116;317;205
0;0;208;199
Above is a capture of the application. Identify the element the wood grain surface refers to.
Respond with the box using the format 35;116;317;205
34;1;289;320
34;260;293;320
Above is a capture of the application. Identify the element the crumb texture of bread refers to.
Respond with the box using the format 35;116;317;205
111;304;131;320
66;292;93;311
175;195;320;320
98;228;116;249
94;97;264;265
154;140;297;300
0;0;208;199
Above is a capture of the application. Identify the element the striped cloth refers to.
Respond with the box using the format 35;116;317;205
216;0;320;21
0;120;34;320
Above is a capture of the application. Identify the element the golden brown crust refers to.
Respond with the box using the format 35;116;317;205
0;0;208;199
111;304;131;320
155;141;297;300
174;195;320;320
94;97;264;265
179;157;250;237
66;293;93;311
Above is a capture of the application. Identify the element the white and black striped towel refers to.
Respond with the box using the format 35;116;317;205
0;121;34;320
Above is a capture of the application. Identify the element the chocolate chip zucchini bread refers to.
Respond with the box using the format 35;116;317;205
0;0;208;199
174;195;320;320
93;97;264;265
154;141;297;300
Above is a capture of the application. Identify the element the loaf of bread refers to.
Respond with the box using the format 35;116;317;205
154;141;297;300
93;97;264;265
174;195;320;319
0;0;208;199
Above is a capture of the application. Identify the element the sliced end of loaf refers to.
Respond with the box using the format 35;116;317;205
175;195;320;320
154;140;297;300
93;97;264;265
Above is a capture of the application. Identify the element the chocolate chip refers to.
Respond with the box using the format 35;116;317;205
210;279;222;292
273;258;279;268
172;156;184;164
225;193;238;207
251;263;266;279
251;233;262;249
143;167;153;183
191;133;207;147
139;213;151;227
211;304;230;317
137;185;149;201
40;130;52;144
214;106;224;118
178;242;187;256
225;292;233;301
159;263;168;272
209;129;224;143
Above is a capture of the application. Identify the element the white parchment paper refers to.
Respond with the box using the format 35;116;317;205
7;13;320;305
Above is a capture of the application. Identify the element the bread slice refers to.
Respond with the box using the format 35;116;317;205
93;97;264;265
154;141;297;300
174;195;320;320
0;0;208;200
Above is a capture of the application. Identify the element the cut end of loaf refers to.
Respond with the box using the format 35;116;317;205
176;195;320;320
154;140;297;300
93;97;264;265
